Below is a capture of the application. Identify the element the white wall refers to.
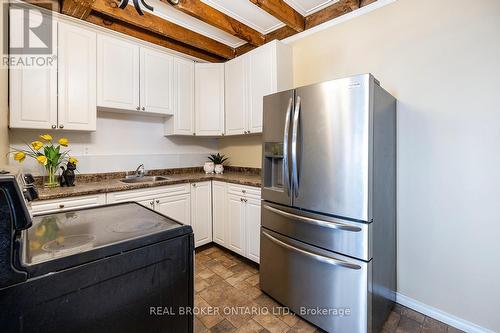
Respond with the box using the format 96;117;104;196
9;111;217;174
290;0;500;331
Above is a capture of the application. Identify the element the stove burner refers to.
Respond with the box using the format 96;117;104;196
110;221;162;233
42;234;96;254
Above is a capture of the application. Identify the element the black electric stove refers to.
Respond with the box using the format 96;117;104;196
0;167;194;333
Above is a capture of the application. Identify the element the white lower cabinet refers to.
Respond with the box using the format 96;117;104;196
212;181;228;247
245;196;262;263
190;182;213;247
155;193;191;225
227;193;246;256
33;181;260;255
213;181;262;263
31;194;106;216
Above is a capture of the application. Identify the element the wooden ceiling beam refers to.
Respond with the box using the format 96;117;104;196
86;12;226;62
237;0;374;57
62;0;95;20
305;0;360;29
249;0;305;32
163;0;265;46
90;0;235;59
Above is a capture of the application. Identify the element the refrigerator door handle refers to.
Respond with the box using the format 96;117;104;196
262;231;362;270
291;96;301;198
263;204;363;232
283;97;293;196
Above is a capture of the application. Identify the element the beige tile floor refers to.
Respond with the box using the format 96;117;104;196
195;245;464;333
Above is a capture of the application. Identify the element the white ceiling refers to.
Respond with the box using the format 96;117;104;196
142;0;343;48
285;0;340;16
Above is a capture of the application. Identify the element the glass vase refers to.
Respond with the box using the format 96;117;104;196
44;164;59;188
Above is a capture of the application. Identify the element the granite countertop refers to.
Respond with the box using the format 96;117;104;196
36;168;261;201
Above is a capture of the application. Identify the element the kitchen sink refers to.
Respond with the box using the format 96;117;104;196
119;176;169;184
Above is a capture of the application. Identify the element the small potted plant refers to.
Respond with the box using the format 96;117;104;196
9;134;78;188
208;153;228;174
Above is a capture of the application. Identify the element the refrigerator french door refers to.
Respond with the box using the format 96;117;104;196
260;74;397;333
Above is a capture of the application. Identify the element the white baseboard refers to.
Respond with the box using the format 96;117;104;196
396;293;495;333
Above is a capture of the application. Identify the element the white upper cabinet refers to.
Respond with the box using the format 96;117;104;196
97;35;175;116
165;57;195;135
9;9;58;130
58;21;97;131
225;56;248;135
140;47;173;115
224;40;293;135
97;34;140;112
195;63;225;136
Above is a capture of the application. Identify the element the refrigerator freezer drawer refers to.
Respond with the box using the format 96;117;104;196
260;228;370;333
262;202;371;261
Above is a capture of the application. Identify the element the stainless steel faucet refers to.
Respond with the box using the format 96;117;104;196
134;164;145;178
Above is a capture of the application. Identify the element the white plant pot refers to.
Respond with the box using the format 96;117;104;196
203;162;215;174
214;164;224;174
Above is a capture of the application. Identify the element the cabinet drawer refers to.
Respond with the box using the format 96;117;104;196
106;184;190;203
31;194;106;215
227;184;261;199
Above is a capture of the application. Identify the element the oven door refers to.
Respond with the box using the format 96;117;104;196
260;228;370;333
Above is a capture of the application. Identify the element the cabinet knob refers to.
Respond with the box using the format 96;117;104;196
59;204;65;208
142;107;145;111
240;198;244;202
51;125;56;129
150;201;154;206
247;130;251;134
59;124;64;129
242;190;246;193
192;183;196;187
136;106;140;111
156;199;160;204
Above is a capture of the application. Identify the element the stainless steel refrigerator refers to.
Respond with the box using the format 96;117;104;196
260;74;396;333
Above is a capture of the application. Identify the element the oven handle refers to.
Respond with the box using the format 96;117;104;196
262;231;361;270
263;204;362;232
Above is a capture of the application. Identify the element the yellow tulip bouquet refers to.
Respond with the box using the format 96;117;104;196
10;134;78;188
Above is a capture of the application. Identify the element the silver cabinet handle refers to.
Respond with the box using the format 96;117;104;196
156;200;160;204
59;204;65;209
136;106;140;111
291;96;301;198
263;204;362;232
59;124;64;129
283;97;293;196
150;201;154;207
192;183;196;187
51;125;56;129
242;189;246;193
142;107;145;111
262;231;361;270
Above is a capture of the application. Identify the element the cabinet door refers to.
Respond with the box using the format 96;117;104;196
212;181;227;247
245;197;261;263
97;35;140;111
9;9;57;129
224;57;248;135
31;194;106;216
166;57;195;135
58;21;96;131
140;47;173;115
248;44;276;134
190;182;212;247
195;63;225;136
137;199;155;210
155;194;191;225
226;194;246;256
